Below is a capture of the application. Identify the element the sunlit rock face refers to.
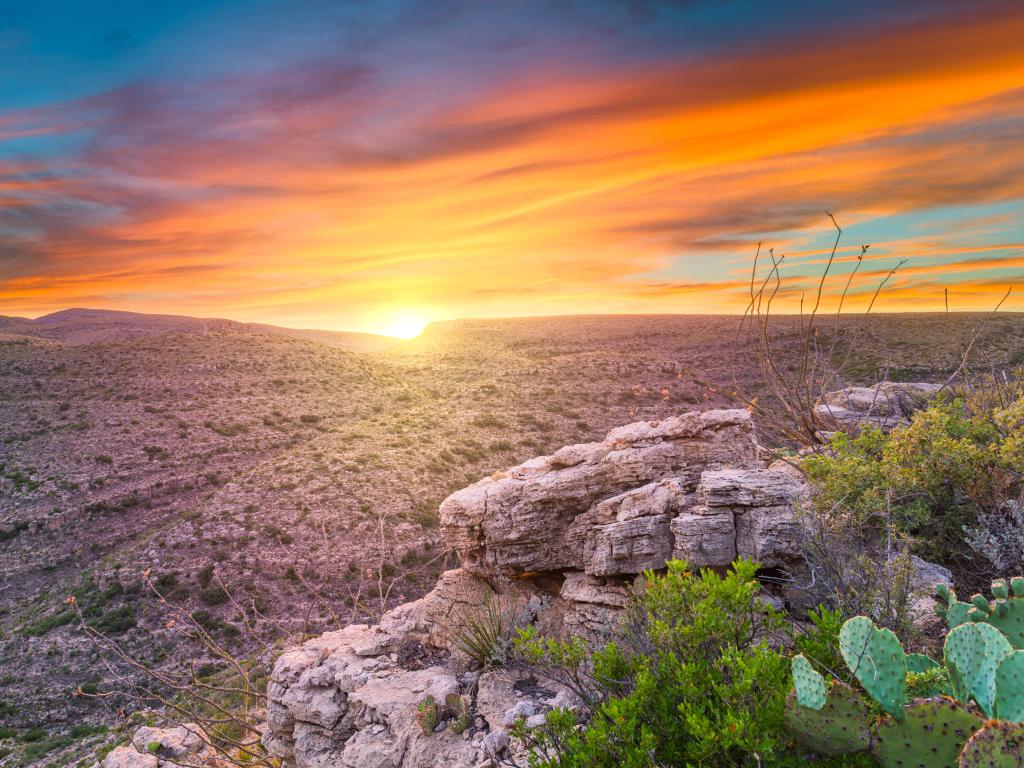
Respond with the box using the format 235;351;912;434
440;409;761;578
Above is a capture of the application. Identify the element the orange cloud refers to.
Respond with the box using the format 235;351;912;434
4;4;1024;331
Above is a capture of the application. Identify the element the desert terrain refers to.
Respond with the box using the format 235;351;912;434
2;309;1023;766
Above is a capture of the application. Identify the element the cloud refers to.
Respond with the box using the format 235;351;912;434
3;2;1024;330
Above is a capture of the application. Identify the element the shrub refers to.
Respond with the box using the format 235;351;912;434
471;414;508;429
803;397;1024;586
90;605;136;634
0;520;28;543
511;560;795;768
22;609;74;637
191;610;239;638
199;583;230;605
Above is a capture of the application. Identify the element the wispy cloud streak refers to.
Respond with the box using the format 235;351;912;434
2;1;1024;329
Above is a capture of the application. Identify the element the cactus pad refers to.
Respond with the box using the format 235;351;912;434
957;721;1024;768
872;697;982;768
784;683;871;757
993;579;1010;600
907;653;940;674
984;597;1024;649
996;650;1024;722
935;584;974;629
944;622;1012;717
839;616;907;718
938;579;1024;649
792;654;827;710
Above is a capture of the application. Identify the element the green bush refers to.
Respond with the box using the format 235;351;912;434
511;560;798;768
0;520;29;542
804;397;1024;578
90;605;136;634
199;582;229;605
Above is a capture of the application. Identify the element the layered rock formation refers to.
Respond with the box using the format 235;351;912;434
261;409;841;767
249;398;948;767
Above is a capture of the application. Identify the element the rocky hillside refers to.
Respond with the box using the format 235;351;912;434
2;312;1019;766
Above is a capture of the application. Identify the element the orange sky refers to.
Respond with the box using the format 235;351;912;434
4;2;1024;334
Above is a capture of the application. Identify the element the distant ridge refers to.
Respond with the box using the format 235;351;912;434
0;308;398;352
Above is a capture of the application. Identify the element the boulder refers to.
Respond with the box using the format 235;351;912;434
131;725;208;760
817;382;941;429
441;410;758;578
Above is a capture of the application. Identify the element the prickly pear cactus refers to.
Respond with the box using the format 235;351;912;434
996;650;1024;722
416;695;440;735
791;654;827;709
973;579;1024;649
935;582;974;629
907;653;940;673
839;616;907;718
957;721;1024;767
872;697;983;768
784;682;872;757
936;579;1024;649
944;622;1012;717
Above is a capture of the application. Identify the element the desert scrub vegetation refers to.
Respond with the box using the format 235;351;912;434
507;560;853;768
803;394;1024;591
71;570;281;766
504;561;1024;767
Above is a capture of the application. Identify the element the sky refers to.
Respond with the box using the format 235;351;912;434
3;1;1024;335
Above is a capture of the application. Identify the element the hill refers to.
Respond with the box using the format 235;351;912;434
0;308;396;352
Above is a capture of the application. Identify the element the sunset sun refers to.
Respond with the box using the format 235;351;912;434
380;314;429;340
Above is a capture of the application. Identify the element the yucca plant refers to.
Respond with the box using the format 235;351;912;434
450;594;518;668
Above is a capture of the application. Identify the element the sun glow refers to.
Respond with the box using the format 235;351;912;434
380;314;429;340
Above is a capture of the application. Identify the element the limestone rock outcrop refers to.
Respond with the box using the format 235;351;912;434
440;410;759;578
815;381;942;429
263;409;821;767
261;403;946;768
